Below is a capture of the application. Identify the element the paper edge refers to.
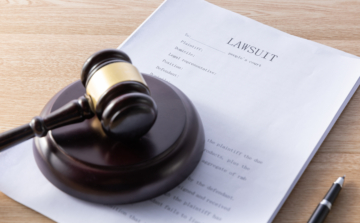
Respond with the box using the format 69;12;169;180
268;74;360;222
118;0;169;49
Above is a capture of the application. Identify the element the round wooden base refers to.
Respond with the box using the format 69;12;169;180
33;75;204;204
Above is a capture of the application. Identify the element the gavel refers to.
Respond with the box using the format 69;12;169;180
2;48;204;204
0;49;158;151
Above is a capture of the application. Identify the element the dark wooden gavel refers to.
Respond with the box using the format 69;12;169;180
0;49;158;151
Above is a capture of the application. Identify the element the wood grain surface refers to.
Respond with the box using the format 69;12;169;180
0;0;360;222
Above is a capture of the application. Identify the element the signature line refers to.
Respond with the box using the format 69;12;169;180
188;36;226;54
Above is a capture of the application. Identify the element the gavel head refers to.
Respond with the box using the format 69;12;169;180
81;49;157;140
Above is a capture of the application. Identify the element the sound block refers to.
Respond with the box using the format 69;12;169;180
33;75;204;204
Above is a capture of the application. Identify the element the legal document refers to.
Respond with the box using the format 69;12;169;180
1;0;360;222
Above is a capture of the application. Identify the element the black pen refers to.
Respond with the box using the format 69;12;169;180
308;176;345;223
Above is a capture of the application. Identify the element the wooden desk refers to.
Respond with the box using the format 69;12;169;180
0;0;359;222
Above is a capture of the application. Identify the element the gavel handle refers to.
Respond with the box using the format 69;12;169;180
0;95;94;152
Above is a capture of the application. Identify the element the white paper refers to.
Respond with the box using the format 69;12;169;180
1;0;360;222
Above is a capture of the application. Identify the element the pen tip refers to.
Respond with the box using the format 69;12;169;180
335;176;345;187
